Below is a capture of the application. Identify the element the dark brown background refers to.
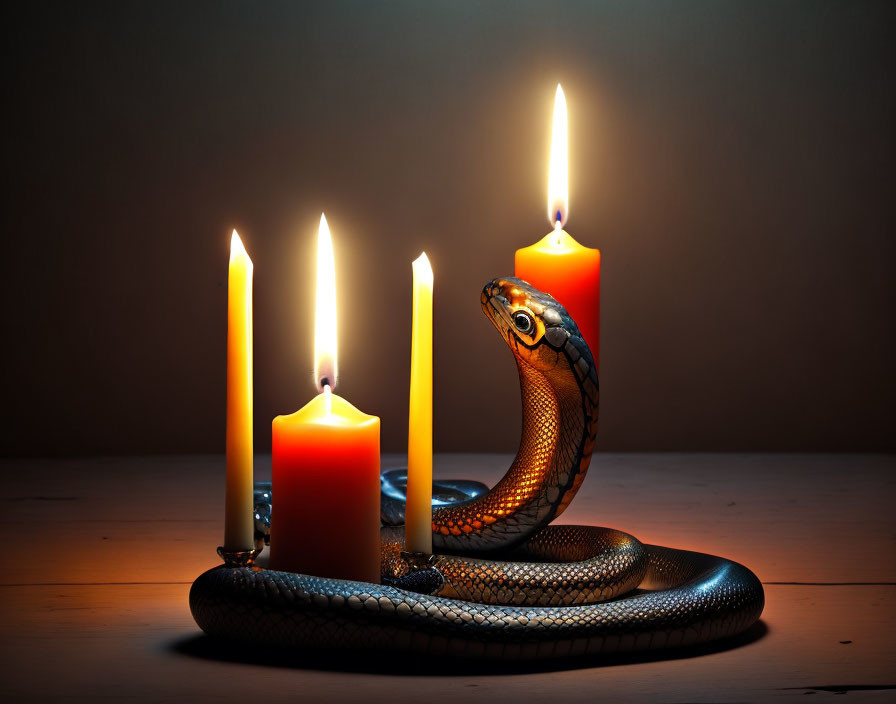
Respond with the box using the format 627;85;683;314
3;1;894;456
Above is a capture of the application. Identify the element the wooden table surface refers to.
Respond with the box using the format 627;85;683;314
1;453;893;703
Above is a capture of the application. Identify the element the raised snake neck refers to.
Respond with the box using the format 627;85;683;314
190;277;764;659
430;278;599;552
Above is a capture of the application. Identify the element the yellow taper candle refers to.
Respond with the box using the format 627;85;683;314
406;252;433;554
225;230;255;551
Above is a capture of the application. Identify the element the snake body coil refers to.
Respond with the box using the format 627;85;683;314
190;277;764;659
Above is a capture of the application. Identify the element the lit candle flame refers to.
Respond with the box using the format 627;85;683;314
547;84;569;229
230;229;249;264
412;251;433;287
314;213;337;394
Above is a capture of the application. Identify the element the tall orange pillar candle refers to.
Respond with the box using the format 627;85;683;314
270;214;381;583
224;230;255;552
515;85;601;367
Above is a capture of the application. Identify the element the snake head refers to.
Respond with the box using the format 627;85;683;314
481;277;596;381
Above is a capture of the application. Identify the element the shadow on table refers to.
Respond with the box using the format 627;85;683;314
168;620;768;675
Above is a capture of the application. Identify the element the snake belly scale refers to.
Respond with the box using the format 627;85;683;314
190;277;764;659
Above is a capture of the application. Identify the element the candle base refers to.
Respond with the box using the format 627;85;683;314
217;546;262;568
400;550;440;573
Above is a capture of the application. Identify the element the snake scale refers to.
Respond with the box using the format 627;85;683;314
190;277;764;659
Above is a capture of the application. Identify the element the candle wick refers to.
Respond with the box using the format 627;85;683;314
553;220;563;245
322;383;333;415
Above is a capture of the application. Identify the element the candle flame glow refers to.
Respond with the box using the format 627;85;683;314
547;84;569;228
230;229;251;265
412;251;433;286
314;213;338;394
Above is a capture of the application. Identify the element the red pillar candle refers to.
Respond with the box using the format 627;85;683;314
515;229;600;366
515;85;601;367
270;213;381;582
270;387;380;582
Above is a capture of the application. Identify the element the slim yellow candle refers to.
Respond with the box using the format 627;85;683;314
406;252;433;554
225;230;254;551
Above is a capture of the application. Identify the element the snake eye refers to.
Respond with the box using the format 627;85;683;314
512;311;535;335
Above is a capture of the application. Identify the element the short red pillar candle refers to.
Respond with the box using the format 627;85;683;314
515;230;600;366
270;213;381;583
270;387;381;582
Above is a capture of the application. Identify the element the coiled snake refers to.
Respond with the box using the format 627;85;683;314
190;277;764;659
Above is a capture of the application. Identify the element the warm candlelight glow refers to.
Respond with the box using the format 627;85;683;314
547;83;569;229
230;229;248;262
412;251;434;287
314;213;338;393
